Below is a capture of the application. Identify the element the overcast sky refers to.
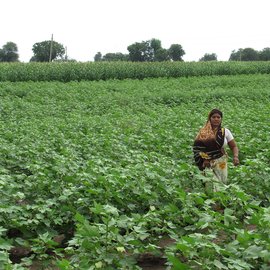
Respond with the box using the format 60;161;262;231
1;0;269;62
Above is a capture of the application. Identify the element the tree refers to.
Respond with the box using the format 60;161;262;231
127;38;169;62
199;53;217;61
0;49;4;62
168;44;185;61
0;42;19;62
229;48;259;61
31;40;65;62
229;49;241;61
94;52;102;62
102;52;129;61
127;42;144;61
127;41;154;62
150;39;170;61
154;48;169;61
127;39;184;62
259;47;270;61
150;38;162;53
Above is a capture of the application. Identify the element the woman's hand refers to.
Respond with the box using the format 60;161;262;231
228;140;239;166
233;156;240;166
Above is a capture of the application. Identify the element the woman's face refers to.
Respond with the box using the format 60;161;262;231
210;113;222;127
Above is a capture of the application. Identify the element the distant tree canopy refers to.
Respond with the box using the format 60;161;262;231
154;48;170;62
150;38;162;53
94;52;129;62
94;52;102;62
199;53;217;62
229;48;259;61
31;40;65;62
259;47;270;61
0;42;19;62
126;38;184;62
168;44;185;61
127;40;155;62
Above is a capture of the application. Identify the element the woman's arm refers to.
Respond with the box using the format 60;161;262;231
228;139;239;166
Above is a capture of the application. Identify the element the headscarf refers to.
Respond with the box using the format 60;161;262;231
193;109;225;170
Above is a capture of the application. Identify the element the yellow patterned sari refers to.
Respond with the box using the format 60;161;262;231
193;121;227;187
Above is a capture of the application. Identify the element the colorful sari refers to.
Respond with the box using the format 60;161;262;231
193;121;225;172
210;155;228;185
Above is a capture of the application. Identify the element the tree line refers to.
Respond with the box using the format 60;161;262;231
94;39;185;62
0;38;270;62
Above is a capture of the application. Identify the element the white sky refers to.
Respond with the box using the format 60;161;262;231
1;0;269;62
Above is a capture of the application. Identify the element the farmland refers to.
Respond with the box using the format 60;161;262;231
0;68;270;269
0;61;270;82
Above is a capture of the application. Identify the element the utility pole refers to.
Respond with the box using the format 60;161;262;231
49;34;53;62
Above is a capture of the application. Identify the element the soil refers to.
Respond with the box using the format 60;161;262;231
137;236;175;270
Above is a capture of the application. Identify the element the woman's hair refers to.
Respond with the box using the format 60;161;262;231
208;108;223;120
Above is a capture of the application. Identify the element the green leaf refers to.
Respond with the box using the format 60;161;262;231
0;238;12;250
0;227;7;235
57;259;72;270
0;250;10;262
214;259;226;269
224;208;236;226
243;245;263;259
74;213;85;223
168;255;190;270
177;189;186;201
176;243;190;252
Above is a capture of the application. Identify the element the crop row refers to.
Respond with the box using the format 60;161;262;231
0;61;270;82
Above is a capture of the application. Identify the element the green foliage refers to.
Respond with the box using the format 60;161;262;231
0;42;19;62
229;48;259;61
127;40;154;62
121;38;184;62
94;52;129;62
0;61;270;82
168;44;185;61
0;74;270;268
102;52;129;62
259;47;270;61
127;38;170;62
199;53;217;62
150;38;162;53
64;210;142;269
31;40;65;62
166;186;270;269
154;48;170;62
94;52;102;62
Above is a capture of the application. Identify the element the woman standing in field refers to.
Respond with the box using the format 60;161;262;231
193;109;239;190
